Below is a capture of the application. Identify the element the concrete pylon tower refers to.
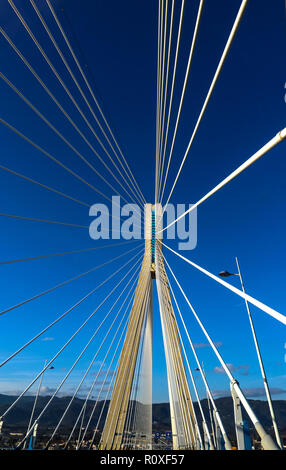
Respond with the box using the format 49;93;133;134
155;204;197;450
100;204;197;450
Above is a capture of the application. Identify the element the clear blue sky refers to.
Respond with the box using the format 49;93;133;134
0;0;285;411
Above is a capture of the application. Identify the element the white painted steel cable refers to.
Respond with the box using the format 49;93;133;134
0;212;88;229
0;243;143;318
0;119;141;230
168;274;214;449
156;256;195;448
157;0;175;200
76;288;136;449
0;239;135;266
122;309;147;449
122;280;152;451
100;271;151;448
102;278;151;448
29;0;146;209
0;163;90;209
163;242;286;326
157;0;185;203
19;262;140;449
0;246;144;368
157;0;169;182
127;300;152;450
45;0;146;206
159;0;205;204
0;72;141;211
0;163;138;231
161;0;249;213
163;255;233;449
88;348;123;449
160;127;286;233
0;117;114;206
7;1;145;211
74;315;130;450
163;254;279;449
44;263;141;449
155;259;186;447
167;269;205;447
90;280;151;448
155;0;163;203
64;266;140;447
23;359;47;450
0;29;143;214
0;255;142;423
176;326;207;450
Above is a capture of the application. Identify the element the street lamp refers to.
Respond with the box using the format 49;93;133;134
218;271;238;278
219;257;282;449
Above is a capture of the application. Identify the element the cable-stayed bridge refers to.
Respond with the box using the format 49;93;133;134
0;0;285;452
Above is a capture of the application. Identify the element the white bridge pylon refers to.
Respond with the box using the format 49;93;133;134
100;204;198;450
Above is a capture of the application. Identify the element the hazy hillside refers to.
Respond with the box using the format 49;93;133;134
1;394;286;444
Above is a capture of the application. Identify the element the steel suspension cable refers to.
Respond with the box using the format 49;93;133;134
22;359;47;450
129;333;147;450
163;242;286;326
0;239;135;266
115;279;152;450
75;294;134;450
0;161;139;230
163;253;279;450
0;254;142;424
176;326;207;450
0;212;88;229
100;270;151;447
157;0;175;200
88;348;122;449
0;242;143;318
0;246;144;368
19;260;141;450
122;308;147;449
159;0;205;204
7;0;145;211
160;127;286;233
161;0;249;216
167;273;214;449
235;257;282;448
29;0;146;209
76;279;139;450
127;300;152;450
45;0;146;206
156;257;195;447
0;31;142;214
0;72;142;213
155;0;163;203
156;0;185;204
0;163;90;209
89;277;151;450
163;254;234;449
0;117;115;206
157;0;169;188
44;262;141;449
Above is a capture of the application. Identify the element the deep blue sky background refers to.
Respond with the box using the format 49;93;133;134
0;0;285;413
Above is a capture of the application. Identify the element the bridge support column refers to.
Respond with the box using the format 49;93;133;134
155;204;198;450
100;205;153;450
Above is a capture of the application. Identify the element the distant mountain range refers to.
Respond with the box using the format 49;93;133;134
154;397;286;443
0;394;286;444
